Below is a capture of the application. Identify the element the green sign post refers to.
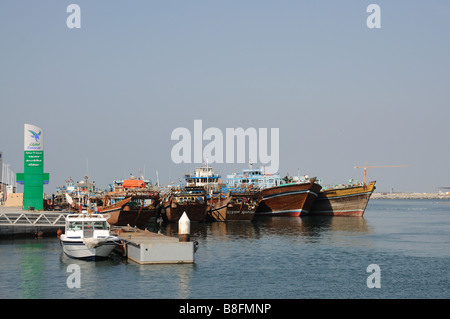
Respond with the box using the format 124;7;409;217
16;124;50;210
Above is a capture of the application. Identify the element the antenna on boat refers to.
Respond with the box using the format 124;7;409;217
205;158;209;193
354;163;409;184
156;170;159;187
263;165;266;189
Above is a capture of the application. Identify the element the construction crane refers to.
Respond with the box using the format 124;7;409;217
354;163;409;184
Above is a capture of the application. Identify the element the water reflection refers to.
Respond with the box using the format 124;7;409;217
252;216;372;247
253;216;302;236
299;216;373;248
154;216;372;243
20;243;44;298
300;216;371;235
173;264;194;298
59;251;121;298
163;221;259;241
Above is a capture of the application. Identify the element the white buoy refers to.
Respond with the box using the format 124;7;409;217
178;212;190;242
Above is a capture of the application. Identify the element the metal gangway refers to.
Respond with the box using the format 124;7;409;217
0;210;69;228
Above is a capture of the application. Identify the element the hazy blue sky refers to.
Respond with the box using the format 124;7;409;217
1;1;449;193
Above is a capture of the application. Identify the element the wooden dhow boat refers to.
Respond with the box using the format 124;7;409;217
206;192;232;222
308;181;376;217
97;197;131;214
255;177;322;217
163;186;208;222
225;188;260;221
206;188;260;222
98;189;160;228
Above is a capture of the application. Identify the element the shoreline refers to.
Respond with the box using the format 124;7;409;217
371;192;450;200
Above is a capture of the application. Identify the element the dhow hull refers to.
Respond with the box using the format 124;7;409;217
255;179;322;217
308;181;376;217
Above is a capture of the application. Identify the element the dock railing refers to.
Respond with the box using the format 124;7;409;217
0;210;69;227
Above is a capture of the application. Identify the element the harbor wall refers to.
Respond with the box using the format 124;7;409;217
371;192;450;200
0;225;62;238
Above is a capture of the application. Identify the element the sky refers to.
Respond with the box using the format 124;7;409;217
1;0;450;194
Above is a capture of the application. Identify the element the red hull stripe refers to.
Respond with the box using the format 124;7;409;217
262;190;318;200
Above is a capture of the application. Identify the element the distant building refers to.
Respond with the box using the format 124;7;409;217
1;152;17;204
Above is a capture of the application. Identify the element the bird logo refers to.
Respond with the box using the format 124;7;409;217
29;130;41;142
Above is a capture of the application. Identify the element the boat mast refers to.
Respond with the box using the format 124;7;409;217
263;165;266;189
205;158;209;192
77;184;81;212
156;170;159;187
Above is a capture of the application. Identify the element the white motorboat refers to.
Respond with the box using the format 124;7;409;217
60;212;119;260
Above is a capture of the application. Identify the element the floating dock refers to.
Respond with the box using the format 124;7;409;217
114;227;198;265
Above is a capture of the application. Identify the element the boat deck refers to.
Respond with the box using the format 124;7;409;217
115;227;177;244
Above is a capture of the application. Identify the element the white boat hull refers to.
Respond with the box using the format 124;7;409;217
60;236;118;259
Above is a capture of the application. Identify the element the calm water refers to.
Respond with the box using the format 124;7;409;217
1;199;450;299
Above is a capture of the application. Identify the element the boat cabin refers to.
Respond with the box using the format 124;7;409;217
227;167;281;189
65;214;111;238
184;162;221;191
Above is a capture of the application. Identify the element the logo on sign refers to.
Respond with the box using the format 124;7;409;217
29;130;41;142
24;124;43;151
